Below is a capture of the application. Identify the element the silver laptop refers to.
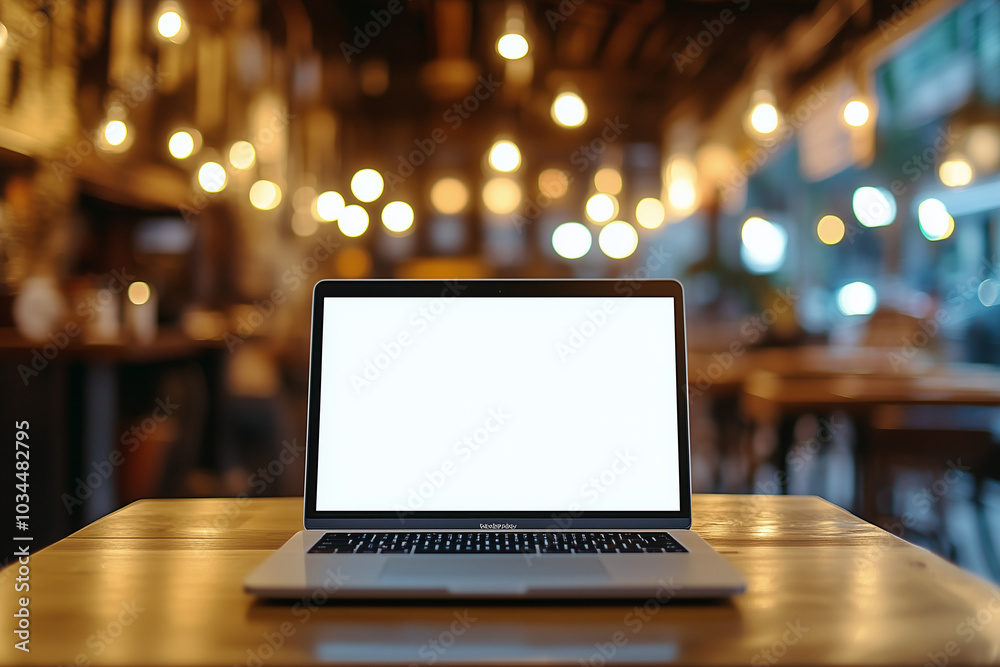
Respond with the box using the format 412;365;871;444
244;279;746;599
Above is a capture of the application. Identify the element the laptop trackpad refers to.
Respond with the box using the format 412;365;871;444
378;557;609;592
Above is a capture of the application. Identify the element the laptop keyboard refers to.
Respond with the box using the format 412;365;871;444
308;532;687;554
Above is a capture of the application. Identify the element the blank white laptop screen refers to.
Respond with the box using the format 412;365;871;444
315;296;681;513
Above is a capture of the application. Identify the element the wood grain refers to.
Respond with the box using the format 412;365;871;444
2;495;999;666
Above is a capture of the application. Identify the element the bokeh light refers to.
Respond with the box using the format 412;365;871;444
482;177;522;214
740;216;787;274
939;157;974;188
551;222;593;260
314;191;345;222
538;169;570;199
249;180;282;210
585;193;617;224
551;92;587;128
338;205;370;237
837;282;878;316
488;140;521;172
381;201;414;233
635;198;665;229
598;221;638;259
852;186;896;227
917;198;955;241
594;167;622;195
497;33;529;60
197;162;227;193
843;100;870;127
229;141;256;170
430;178;469;214
817;215;845;245
167;130;195;159
351;169;384;202
750;103;779;134
127;282;151;306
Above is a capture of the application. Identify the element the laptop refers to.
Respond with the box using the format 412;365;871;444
244;278;746;599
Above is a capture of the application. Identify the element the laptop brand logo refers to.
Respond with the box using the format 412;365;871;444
480;523;516;530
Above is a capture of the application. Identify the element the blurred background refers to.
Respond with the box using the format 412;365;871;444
0;0;999;582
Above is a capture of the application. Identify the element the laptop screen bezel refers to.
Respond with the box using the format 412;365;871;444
303;279;693;530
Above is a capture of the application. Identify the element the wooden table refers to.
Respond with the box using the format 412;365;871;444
3;496;1000;666
741;366;1000;511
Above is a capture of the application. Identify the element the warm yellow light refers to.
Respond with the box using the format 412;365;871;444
488;140;521;172
167;131;194;159
667;180;696;211
128;282;151;306
843;100;870;127
636;198;665;229
551;222;592;260
551;92;587;128
538;169;570;199
338;205;369;237
594;167;622;195
750;103;779;134
599;221;638;259
497;33;529;60
817;215;845;245
314;191;345;221
229;141;256;170
585;193;617;224
197;162;227;193
249;180;281;210
351;169;384;202
157;11;182;39
482;178;522;214
381;201;414;233
430;178;469;214
292;212;318;237
0;22;8;51
104;120;128;147
939;158;974;188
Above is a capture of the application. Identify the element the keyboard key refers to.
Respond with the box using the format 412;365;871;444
308;532;686;555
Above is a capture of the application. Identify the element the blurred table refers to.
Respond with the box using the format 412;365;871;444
3;496;1000;666
740;364;1000;512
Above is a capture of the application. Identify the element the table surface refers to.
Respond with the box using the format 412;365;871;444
3;495;999;666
